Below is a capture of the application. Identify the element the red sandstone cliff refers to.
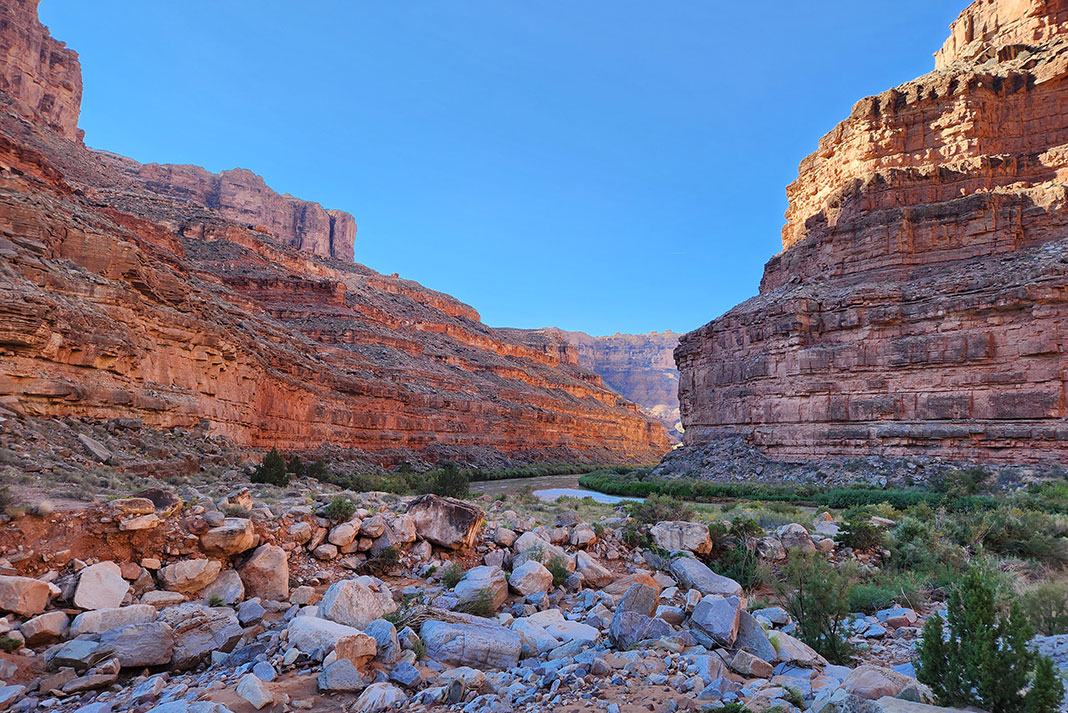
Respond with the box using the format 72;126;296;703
677;0;1068;464
0;1;668;464
512;329;681;440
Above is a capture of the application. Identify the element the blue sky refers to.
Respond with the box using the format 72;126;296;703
41;1;963;336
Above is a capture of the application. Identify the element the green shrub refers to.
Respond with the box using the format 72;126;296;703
368;546;400;574
714;544;769;593
627;493;695;524
412;638;427;661
306;459;329;479
207;594;224;607
0;636;21;652
917;568;1063;713
939;466;990;496
459;588;497;617
441;562;465;589
323;496;356;523
1021;580;1068;636
778;552;856;665
251;447;290;487
422;462;470;498
848;572;925;614
546;556;570;588
835;511;886;551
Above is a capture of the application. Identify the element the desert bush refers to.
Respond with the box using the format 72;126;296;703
323;496;356;523
305;459;329;479
286;455;305;478
421;462;470;498
938;466;991;496
714;544;769;593
778;552;856;664
441;562;465;589
627;493;695;524
917;568;1063;713
835;511;886;551
459;588;497;618
847;572;925;614
1021;580;1068;636
251;447;290;487
546;555;570;588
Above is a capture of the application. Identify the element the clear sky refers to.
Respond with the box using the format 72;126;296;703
41;1;963;336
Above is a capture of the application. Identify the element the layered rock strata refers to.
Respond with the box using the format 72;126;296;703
677;0;1068;464
515;329;681;440
0;2;668;464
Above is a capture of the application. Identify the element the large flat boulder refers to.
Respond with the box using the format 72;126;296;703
71;604;157;636
98;621;174;667
287;616;363;654
650;521;713;554
0;576;51;616
319;577;397;629
160;559;222;593
454;565;507;610
420;618;521;670
691;595;741;646
200;518;257;557
74;562;130;610
407;495;483;549
669;557;742;597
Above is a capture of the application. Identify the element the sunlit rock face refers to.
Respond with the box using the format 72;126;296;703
0;2;669;465
677;0;1068;464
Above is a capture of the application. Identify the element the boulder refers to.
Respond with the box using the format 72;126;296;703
98;621;174;667
407;495;483;549
512;532;574;572
454;566;508;610
691;595;741;646
328;520;361;547
200;518;257;557
609;583;659;648
370;514;417;555
336;632;378;668
776;523;816;553
171;608;242;669
145;703;234;713
20;611;69;645
420;617;522;670
318;658;367;692
843;665;931;702
74;562;130;610
729;649;774;678
669;557;742;597
494;528;516;548
352;682;407;713
508;560;553;596
770;629;828;666
239;545;289;601
365;619;400;663
0;575;50;616
650;521;714;554
236;673;274;710
47;638;115;670
200;570;244;605
574;551;615;587
735;610;776;662
160;559;222;593
287;616;363;654
70;604;157;636
319;577;397;628
0;686;23;712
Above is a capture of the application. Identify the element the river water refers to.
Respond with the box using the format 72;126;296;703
469;473;640;504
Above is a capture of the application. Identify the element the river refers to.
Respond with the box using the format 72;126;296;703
469;473;640;504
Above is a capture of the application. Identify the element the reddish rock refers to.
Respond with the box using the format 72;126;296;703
678;0;1068;464
0;4;670;467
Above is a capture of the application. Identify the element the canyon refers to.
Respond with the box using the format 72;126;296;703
677;0;1068;464
0;0;669;466
526;329;682;441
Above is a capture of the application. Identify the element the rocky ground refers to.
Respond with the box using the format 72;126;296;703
1;455;1064;713
653;437;1067;490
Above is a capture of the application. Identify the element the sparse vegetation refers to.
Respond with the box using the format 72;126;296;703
546;555;570;587
627;493;695;524
778;552;856;665
441;562;465;589
251;447;290;487
459;587;497;618
323;496;357;523
1021;580;1068;636
834;510;886;551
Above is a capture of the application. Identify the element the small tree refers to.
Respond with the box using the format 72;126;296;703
778;552;855;664
428;461;469;498
917;568;1064;713
287;455;305;478
251;447;289;486
835;511;885;551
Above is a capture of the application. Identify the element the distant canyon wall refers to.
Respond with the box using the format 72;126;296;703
677;0;1068;464
0;0;669;465
513;328;681;441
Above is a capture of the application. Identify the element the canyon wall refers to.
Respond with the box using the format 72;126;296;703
0;0;80;140
677;0;1068;464
0;2;669;465
518;329;681;440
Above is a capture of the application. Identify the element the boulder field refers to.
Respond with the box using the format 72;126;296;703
0;486;1037;713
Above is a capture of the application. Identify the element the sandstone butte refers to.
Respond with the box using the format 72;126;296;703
509;328;682;441
0;0;670;464
677;0;1068;464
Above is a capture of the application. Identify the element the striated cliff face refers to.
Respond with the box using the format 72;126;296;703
0;3;668;465
516;329;681;440
101;157;357;262
678;0;1068;464
0;0;80;140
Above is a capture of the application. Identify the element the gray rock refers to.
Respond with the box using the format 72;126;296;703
320;577;397;628
609;583;659;648
508;561;552;596
236;673;274;710
650;521;713;554
252;661;277;681
352;682;407;713
74;562;129;610
70;604;157;637
19;611;69;645
237;600;265;626
98;621;174;667
0;686;24;712
691;595;741;646
171;608;241;669
735;610;776;661
454;566;508;611
47;638;114;670
365;619;400;663
421;618;522;670
287;615;363;654
669;558;742;597
318;658;367;692
201;570;245;606
389;661;423;688
407;495;483;549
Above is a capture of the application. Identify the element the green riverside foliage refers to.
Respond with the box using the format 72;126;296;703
252;447;290;487
834;511;886;551
626;493;695;524
420;462;469;498
917;569;1064;713
778;552;856;665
